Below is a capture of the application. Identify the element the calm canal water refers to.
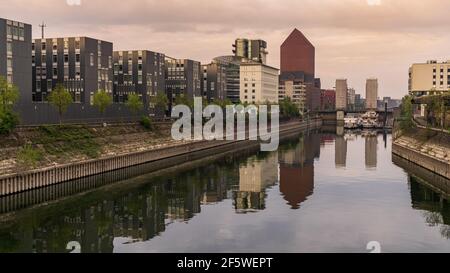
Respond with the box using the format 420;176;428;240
0;129;449;253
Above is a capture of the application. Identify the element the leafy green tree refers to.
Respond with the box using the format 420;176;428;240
48;84;73;125
0;76;20;134
399;95;414;131
210;98;233;109
151;92;169;117
0;76;20;113
279;97;300;119
174;94;194;110
0;110;19;135
93;90;113;123
125;93;144;116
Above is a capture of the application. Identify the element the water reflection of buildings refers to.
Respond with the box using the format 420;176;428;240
410;177;450;239
0;177;207;253
233;152;278;213
364;133;378;169
279;133;320;209
335;135;347;168
334;129;379;169
393;154;450;239
0;134;322;253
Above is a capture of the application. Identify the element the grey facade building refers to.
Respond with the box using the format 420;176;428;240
165;57;201;104
0;18;32;104
233;39;268;64
213;55;242;103
201;62;227;102
32;37;113;104
113;50;165;116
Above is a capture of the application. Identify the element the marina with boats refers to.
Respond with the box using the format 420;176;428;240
344;111;387;129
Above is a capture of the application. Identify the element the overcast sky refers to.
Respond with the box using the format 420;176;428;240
1;0;449;99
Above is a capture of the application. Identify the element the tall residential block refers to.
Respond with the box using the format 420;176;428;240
366;78;378;110
213;56;242;103
165;57;201;103
335;79;348;110
201;62;227;102
113;50;165;114
0;18;32;104
240;62;279;105
409;60;450;97
280;28;315;82
233;39;268;64
32;37;113;104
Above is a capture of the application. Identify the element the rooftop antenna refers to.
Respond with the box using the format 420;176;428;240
39;21;46;40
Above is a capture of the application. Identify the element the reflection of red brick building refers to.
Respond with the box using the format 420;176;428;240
281;28;315;79
321;89;336;111
279;164;314;210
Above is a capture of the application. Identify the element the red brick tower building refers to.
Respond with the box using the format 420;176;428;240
280;28;315;80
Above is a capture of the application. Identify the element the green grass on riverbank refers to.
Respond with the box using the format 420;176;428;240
37;125;101;159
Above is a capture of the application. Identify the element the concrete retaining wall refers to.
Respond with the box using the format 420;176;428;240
392;143;450;180
0;119;322;197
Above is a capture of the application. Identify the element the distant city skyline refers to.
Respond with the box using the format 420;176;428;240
1;0;450;99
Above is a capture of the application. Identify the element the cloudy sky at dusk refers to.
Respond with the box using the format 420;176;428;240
1;0;449;98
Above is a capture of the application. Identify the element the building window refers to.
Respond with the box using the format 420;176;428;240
90;53;94;66
6;42;12;54
47;80;52;91
6;58;12;71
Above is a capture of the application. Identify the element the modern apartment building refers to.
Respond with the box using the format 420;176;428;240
233;38;268;64
279;80;306;111
32;37;113;104
0;18;32;104
113;50;165;114
165;57;201;104
201;62;227;102
213;55;242;103
335;79;348;111
240;62;279;105
366;78;378;110
409;60;450;97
